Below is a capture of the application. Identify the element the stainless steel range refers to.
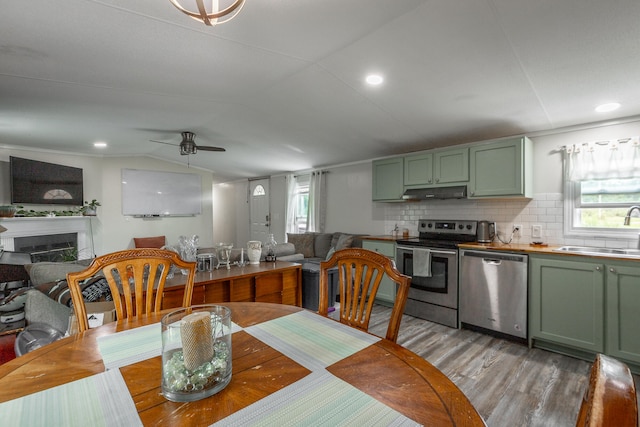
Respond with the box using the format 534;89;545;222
395;219;477;328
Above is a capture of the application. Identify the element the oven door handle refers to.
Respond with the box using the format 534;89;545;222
396;246;457;256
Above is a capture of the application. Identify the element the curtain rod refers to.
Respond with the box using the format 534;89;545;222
558;136;639;151
293;170;328;178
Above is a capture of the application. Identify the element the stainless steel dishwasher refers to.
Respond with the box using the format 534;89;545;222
459;249;528;340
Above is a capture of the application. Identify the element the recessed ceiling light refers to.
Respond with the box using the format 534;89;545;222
94;141;107;148
365;74;384;86
595;102;621;113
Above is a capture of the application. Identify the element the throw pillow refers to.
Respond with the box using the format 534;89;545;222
133;235;166;248
286;233;315;258
325;247;336;261
313;233;334;259
335;234;354;250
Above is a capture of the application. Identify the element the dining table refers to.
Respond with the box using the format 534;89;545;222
0;302;485;426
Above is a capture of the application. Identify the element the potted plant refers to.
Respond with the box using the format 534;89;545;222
82;199;101;216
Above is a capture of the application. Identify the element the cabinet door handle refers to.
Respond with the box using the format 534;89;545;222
435;178;439;183
595;266;601;271
609;267;616;273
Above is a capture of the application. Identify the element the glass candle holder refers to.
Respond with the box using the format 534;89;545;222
161;305;232;402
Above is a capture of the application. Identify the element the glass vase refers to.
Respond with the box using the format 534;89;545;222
161;305;232;402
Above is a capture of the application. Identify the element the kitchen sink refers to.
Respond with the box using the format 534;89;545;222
553;246;640;258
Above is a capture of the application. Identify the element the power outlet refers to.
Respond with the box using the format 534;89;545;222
513;224;522;237
532;224;542;239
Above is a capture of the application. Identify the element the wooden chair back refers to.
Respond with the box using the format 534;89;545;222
576;353;638;427
318;247;411;342
66;248;196;333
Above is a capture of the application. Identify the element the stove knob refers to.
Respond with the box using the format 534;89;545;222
466;224;472;230
426;223;432;228
458;224;464;230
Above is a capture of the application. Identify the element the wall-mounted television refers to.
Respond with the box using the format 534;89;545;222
10;156;84;206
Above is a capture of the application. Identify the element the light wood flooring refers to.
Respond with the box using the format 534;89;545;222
341;304;640;427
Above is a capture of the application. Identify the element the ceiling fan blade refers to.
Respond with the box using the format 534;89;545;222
197;145;226;152
150;139;179;147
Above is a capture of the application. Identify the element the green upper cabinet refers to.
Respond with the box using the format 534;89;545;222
372;157;404;201
404;153;433;186
606;262;640;364
529;255;605;354
469;136;533;198
434;148;468;185
404;147;468;187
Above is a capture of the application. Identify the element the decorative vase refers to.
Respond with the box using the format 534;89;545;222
264;234;277;262
178;235;199;275
161;305;232;402
0;206;16;218
247;241;262;265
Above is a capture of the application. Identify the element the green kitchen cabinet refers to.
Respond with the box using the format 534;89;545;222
434;147;469;185
606;261;640;364
404;148;468;187
469;136;533;198
404;153;433;186
529;255;605;354
362;239;396;306
372;157;404;201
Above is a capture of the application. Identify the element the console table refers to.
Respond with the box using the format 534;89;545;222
162;261;302;308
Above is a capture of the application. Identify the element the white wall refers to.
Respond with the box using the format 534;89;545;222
0;147;215;256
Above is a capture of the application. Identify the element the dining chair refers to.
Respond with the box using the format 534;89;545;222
66;248;196;333
318;247;411;343
575;353;638;427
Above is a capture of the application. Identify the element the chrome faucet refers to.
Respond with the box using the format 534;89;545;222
623;206;640;225
624;206;640;249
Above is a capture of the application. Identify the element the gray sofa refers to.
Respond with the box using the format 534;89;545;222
283;232;363;264
282;232;363;311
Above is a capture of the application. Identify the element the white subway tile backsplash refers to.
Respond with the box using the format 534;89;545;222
384;192;633;247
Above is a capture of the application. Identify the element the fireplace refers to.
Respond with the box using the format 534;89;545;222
0;217;93;261
14;233;78;262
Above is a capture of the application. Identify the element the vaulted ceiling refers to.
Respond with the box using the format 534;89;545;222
2;0;640;181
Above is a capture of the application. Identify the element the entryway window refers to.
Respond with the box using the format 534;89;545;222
252;184;266;196
564;137;640;236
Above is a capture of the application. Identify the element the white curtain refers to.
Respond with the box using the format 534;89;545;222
565;137;640;181
284;174;297;234
307;171;327;232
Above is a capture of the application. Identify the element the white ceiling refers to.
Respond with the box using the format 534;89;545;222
2;0;640;182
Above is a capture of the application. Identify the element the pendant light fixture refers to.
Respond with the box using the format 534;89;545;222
169;0;245;26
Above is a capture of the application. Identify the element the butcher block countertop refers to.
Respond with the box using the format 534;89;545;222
458;242;640;262
458;242;559;255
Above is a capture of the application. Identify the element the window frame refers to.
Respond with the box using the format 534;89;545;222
564;179;640;238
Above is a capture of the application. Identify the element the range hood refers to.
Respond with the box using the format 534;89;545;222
402;185;467;201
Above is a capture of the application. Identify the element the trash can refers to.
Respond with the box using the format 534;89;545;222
301;264;337;311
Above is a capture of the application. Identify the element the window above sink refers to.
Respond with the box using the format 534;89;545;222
563;137;640;240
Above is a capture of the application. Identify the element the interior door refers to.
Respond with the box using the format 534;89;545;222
250;178;270;243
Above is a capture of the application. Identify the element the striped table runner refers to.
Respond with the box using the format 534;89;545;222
0;369;142;427
212;370;421;427
245;310;380;371
97;321;242;370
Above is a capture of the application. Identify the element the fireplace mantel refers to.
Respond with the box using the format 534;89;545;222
0;216;93;258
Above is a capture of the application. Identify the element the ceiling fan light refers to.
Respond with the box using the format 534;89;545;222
169;0;245;26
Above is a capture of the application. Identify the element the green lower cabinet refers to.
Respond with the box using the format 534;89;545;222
529;255;605;353
606;262;640;364
362;240;396;306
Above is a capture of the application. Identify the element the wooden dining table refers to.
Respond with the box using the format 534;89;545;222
0;302;485;426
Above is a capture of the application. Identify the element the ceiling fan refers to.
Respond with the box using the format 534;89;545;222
151;131;226;155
